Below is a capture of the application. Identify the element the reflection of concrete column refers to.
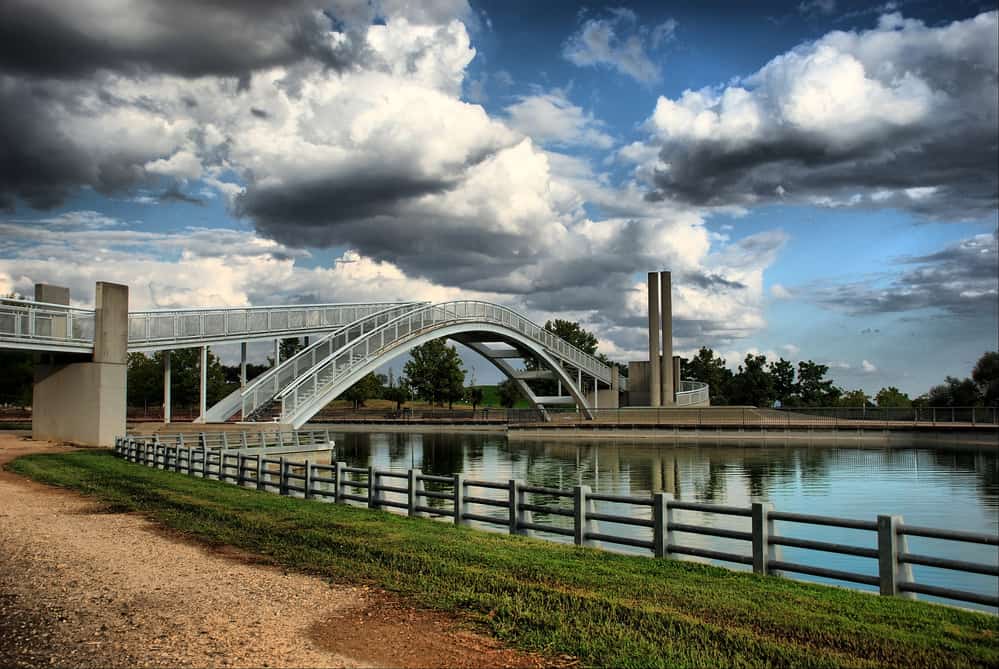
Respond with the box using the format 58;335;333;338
163;350;171;424
274;339;281;366
660;271;673;405
648;272;661;407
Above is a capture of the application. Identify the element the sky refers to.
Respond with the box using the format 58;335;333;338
0;0;996;397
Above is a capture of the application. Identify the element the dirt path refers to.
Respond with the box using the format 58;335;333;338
0;433;563;668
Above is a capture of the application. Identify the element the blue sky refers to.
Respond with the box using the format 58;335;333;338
0;0;996;397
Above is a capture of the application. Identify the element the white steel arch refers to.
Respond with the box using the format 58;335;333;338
280;323;594;427
274;300;616;427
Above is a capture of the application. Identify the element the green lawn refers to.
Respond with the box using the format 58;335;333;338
9;450;997;668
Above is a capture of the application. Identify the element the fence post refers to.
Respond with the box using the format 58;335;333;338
573;485;584;546
325;429;331;445
877;515;914;598
407;469;418;517
452;473;465;525
241;432;248;449
256;453;265;490
259;431;266;449
508;479;521;535
752;502;775;575
278;456;287;495
294;431;301;448
237;454;245;487
367;465;378;509
304;460;313;499
334;461;345;503
221;432;229;450
653;492;672;558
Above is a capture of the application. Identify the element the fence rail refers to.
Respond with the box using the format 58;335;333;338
114;431;998;610
0;297;95;352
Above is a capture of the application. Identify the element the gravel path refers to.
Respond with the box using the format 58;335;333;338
0;433;560;668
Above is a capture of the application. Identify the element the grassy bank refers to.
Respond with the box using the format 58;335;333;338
9;450;997;668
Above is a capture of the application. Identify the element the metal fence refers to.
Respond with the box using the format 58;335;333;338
142;429;332;450
114;431;998;610
539;406;999;427
0;297;95;353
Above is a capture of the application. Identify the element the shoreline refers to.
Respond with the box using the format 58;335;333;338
309;421;998;447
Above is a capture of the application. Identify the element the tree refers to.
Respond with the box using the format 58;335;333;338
341;372;384;409
838;389;872;408
466;387;484;410
875;386;911;408
684;347;735;405
279;337;305;361
543;319;599;354
730;354;774;407
925;376;980;407
128;349;233;410
972;351;999;407
497;378;523;408
0;350;34;406
404;339;466;406
768;358;796;406
796;360;840;406
383;380;412;411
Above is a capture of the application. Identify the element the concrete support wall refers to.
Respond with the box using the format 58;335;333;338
647;272;661;407
627;360;651;406
586;388;619;409
32;282;128;446
660;271;674;405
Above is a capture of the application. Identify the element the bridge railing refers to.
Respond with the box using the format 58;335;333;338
114;432;999;610
279;300;621;423
240;303;426;420
126;302;413;350
674;380;710;406
0;297;95;352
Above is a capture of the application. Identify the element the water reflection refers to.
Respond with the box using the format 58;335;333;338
319;428;998;610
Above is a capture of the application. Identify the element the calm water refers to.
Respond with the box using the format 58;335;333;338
318;428;999;610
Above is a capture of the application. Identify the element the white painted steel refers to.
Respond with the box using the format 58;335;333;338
0;297;95;353
127;302;417;351
675;380;709;406
235;303;427;421
276;301;616;426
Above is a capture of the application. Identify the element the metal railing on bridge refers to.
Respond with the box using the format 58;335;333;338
0;297;95;353
278;300;626;425
127;302;416;351
114;431;999;610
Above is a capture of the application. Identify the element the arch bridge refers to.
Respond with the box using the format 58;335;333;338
1;286;627;435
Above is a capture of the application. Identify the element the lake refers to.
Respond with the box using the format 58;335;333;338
317;427;998;611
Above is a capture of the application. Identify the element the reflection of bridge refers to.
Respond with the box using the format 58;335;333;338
4;281;688;444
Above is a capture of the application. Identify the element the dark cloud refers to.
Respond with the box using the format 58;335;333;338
645;11;999;221
813;231;998;318
158;184;204;206
0;0;370;81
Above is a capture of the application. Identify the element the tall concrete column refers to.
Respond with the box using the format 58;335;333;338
647;272;661;407
33;282;128;446
199;345;208;420
163;350;171;423
239;342;247;387
672;356;681;397
660;271;674;405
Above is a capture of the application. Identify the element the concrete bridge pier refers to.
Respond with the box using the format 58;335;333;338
32;282;128;446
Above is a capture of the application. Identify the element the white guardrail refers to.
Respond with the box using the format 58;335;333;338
675;380;709;406
0;297;95;353
278;300;625;424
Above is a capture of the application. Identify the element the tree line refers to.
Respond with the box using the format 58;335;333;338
682;348;999;408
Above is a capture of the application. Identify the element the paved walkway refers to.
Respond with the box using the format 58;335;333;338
0;433;561;668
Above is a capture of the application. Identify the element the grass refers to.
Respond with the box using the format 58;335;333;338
9;450;998;668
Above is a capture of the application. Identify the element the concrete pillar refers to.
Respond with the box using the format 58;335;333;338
611;365;619;391
672;355;681;396
647;272;661;407
34;284;70;341
199;345;208;420
660;271;673;405
274;339;281;366
239;342;247;387
32;282;128;446
163;350;171;423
